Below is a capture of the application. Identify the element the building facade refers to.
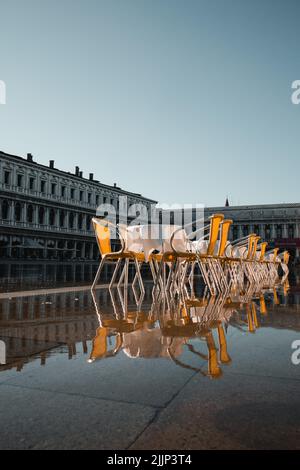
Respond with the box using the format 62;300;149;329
205;204;300;261
161;203;300;262
0;150;157;260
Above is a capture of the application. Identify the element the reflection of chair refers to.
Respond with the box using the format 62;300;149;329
90;290;162;361
259;294;267;315
89;327;122;362
159;294;234;378
217;324;232;365
245;302;259;333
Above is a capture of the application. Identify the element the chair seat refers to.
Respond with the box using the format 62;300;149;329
106;251;144;261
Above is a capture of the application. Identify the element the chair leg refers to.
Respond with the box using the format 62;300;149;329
124;258;129;311
91;258;106;291
109;259;121;289
134;258;145;295
117;261;126;288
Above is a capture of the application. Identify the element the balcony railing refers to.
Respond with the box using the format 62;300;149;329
0;219;93;237
0;183;99;210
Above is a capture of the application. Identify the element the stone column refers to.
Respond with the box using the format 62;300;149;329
10;200;15;224
65;212;69;230
73;241;77;259
81;241;85;259
13;167;17;187
283;224;288;238
82;215;86;233
7;235;12;258
34;205;39;226
73;213;78;228
43;242;47;259
271;224;276;239
44;207;49;226
55;210;59;228
89;243;94;260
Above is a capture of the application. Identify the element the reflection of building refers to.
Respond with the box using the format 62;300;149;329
0;285;154;372
1;285;300;373
0;151;156;260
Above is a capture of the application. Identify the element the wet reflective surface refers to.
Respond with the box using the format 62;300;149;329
0;263;100;292
1;270;300;449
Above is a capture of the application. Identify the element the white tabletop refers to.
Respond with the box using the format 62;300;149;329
118;224;187;261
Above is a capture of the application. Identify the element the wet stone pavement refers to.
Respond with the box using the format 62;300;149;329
0;273;300;450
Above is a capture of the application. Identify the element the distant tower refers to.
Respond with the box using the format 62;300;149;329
225;196;229;207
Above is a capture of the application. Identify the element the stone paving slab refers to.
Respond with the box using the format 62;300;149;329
0;384;155;450
130;373;300;450
4;350;194;408
218;325;300;381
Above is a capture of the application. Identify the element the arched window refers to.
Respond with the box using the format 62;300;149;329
1;200;9;220
49;209;55;226
38;207;45;225
27;205;34;223
15;203;22;222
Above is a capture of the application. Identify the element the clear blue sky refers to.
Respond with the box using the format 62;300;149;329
0;0;299;206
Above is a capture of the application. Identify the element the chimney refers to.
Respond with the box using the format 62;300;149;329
75;166;80;176
89;173;94;181
79;171;83;178
49;160;54;169
114;183;117;188
27;153;33;162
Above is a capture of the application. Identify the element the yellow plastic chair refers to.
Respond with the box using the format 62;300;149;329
91;217;144;291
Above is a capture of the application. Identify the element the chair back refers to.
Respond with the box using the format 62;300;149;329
218;220;233;256
259;242;268;261
246;234;257;260
119;224;144;253
92;218;112;256
250;236;260;260
207;214;224;256
272;248;279;262
283;251;290;265
163;225;186;252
